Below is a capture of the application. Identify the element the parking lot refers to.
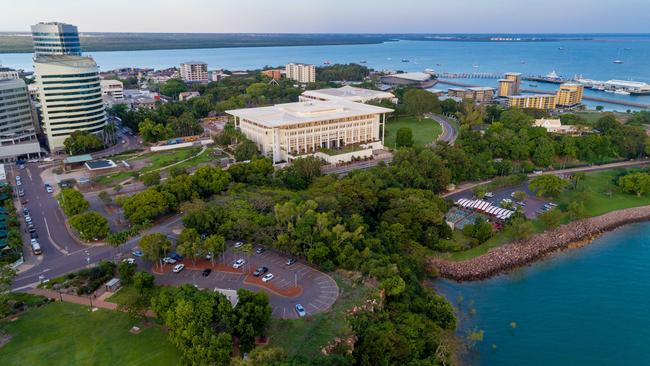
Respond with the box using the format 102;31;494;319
152;245;339;319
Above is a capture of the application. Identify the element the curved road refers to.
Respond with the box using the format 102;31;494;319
427;113;458;146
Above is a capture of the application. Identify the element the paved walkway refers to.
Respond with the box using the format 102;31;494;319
27;288;118;310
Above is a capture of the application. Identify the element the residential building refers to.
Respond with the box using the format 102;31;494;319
498;79;516;97
556;83;584;106
262;69;283;80
30;22;81;57
0;68;19;80
534;118;583;135
285;63;316;83
123;89;160;110
300;86;397;103
379;72;436;89
504;72;522;94
180;62;208;83
179;91;200;101
100;79;124;100
507;94;557;110
34;55;106;150
210;70;229;82
447;87;496;103
0;78;42;161
227;100;393;164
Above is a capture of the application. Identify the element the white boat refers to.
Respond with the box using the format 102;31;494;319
613;60;624;64
614;90;631;95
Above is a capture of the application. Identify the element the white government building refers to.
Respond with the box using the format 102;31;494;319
34;55;107;150
30;22;82;57
227;99;393;164
300;85;397;104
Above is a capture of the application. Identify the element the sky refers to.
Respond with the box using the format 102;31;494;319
1;0;649;33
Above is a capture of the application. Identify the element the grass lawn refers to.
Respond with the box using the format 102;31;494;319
384;116;442;149
267;272;377;357
435;168;650;261
0;302;179;366
574;110;631;125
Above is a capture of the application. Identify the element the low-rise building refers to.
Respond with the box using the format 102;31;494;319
556;83;584;107
379;72;436;89
123;89;160;110
300;86;397;103
0;68;19;80
534;118;583;135
508;94;557;110
227;100;393;164
210;70;229;82
100;79;124;100
447;87;496;103
179;91;200;101
180;62;208;83
261;69;283;80
285;63;316;84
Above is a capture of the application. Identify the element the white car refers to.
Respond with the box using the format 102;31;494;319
234;241;244;248
15;176;21;181
122;258;136;265
484;192;494;198
172;264;185;273
16;180;22;187
162;257;177;264
233;259;246;269
30;238;39;246
25;216;32;223
262;273;275;282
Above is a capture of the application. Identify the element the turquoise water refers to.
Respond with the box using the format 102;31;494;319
1;35;649;109
435;222;650;366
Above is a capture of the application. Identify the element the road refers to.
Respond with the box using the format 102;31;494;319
442;158;650;198
427;113;458;145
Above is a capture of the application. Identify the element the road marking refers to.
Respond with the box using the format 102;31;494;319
43;217;68;255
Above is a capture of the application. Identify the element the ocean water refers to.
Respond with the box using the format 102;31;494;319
1;35;649;110
435;222;650;366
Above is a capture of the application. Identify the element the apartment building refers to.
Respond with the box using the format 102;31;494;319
556;83;584;107
498;79;516;97
34;55;106;150
507;94;557;110
504;72;522;94
447;87;496;103
261;69;283;80
100;79;124;100
31;22;82;57
180;62;208;83
227;100;393;164
285;63;316;84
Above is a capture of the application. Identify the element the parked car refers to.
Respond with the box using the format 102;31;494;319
484;192;494;198
295;303;306;317
548;202;558;207
233;259;246;269
131;249;144;257
30;232;38;239
172;264;185;273
15;175;21;182
205;252;213;260
262;273;274;283
25;216;32;223
16;180;22;187
22;208;29;216
255;247;265;254
28;225;36;233
169;252;183;261
162;257;177;264
122;258;136;265
516;201;526;206
253;266;268;277
31;242;42;255
202;268;212;277
44;184;53;193
18;189;24;197
286;258;296;266
234;241;244;248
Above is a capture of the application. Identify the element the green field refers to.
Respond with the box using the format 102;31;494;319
436;168;650;261
384;116;442;149
0;302;179;366
267;273;376;357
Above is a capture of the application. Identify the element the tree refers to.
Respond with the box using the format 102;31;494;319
63;130;103;155
57;188;89;216
279;156;323;190
69;211;109;241
539;208;561;228
508;217;533;240
122;188;176;224
529;175;568;197
512;191;527;202
118;261;137;285
139;118;170;143
133;271;156;294
177;228;204;265
532;137;555;167
204;234;226;265
395;127;414;148
456;100;486;128
141;171;161;187
160;79;188;99
403;89;441;119
570;172;586;190
234;139;259;161
472;185;487;199
618;172;650;197
567;200;586;220
138;233;171;269
230;288;273;353
98;191;111;204
192;166;231;198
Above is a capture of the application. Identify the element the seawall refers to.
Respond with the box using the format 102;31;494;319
429;205;650;281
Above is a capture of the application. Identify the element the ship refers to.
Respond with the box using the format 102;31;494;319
613;60;624;64
527;70;566;84
402;59;410;63
614;90;631;95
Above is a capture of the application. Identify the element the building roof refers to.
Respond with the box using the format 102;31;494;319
383;72;432;82
33;55;97;68
301;86;395;101
181;61;207;65
468;87;496;91
227;99;393;128
0;78;25;89
85;159;117;170
64;154;93;164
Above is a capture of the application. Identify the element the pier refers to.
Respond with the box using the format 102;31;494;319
435;79;650;109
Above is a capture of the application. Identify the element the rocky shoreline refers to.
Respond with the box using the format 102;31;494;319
430;205;650;281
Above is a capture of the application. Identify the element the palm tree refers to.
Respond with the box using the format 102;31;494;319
103;122;118;146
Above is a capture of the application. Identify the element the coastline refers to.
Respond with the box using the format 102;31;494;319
429;205;650;281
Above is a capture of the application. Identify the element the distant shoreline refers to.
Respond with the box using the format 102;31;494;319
429;205;650;281
0;33;604;54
